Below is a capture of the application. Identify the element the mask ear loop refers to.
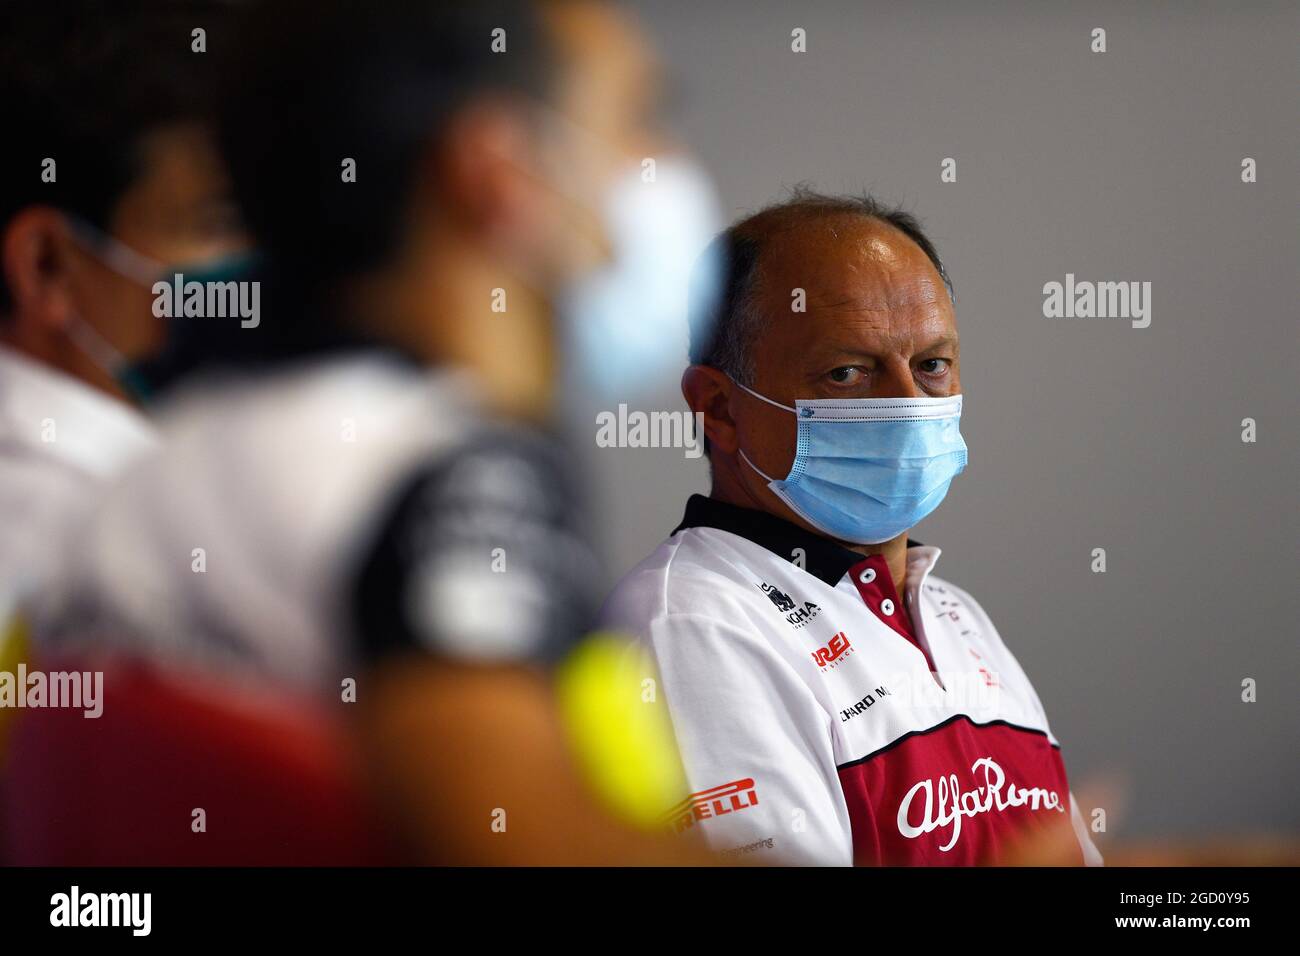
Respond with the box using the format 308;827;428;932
62;310;128;375
730;377;798;414
63;215;163;403
66;216;165;286
737;447;778;483
62;313;154;404
728;376;797;482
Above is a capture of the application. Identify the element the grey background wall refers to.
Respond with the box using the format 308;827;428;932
562;1;1298;841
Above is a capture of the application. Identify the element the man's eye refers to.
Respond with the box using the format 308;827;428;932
918;358;950;375
829;366;863;385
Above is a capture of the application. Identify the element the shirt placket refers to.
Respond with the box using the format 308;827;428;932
847;554;946;690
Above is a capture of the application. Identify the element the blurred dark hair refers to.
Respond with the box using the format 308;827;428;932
689;187;954;387
124;1;564;393
217;0;556;302
0;0;229;313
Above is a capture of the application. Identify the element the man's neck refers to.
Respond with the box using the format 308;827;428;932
709;463;911;596
836;533;909;602
347;235;556;423
0;326;132;405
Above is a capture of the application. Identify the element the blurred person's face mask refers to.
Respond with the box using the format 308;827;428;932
532;110;723;398
733;379;969;545
64;217;252;403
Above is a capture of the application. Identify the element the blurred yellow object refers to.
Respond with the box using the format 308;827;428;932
555;632;686;830
0;612;29;766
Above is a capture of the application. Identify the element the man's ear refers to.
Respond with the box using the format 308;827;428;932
1;206;78;333
682;365;739;455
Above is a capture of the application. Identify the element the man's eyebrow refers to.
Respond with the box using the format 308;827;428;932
912;333;959;354
805;332;959;361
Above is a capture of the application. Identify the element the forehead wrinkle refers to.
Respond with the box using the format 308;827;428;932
812;281;947;314
805;303;956;355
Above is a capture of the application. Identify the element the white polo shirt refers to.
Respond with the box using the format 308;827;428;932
0;344;156;617
599;494;1103;866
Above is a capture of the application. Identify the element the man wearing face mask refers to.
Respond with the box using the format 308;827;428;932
22;0;723;864
599;191;1104;866
0;1;246;621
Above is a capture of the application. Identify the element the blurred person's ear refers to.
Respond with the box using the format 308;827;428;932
431;102;549;260
1;207;81;347
422;0;678;296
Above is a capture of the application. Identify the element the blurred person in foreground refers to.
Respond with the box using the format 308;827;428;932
24;0;722;865
0;0;245;621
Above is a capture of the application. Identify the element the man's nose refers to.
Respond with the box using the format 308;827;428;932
872;359;922;398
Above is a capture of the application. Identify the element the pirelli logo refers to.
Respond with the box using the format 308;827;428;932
663;778;759;833
812;631;852;670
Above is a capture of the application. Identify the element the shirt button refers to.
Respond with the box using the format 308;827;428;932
880;598;895;616
858;568;876;584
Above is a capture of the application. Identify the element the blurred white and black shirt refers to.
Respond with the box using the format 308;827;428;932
0;343;156;620
27;349;600;687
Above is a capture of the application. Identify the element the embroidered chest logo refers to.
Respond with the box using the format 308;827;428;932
758;582;820;629
896;756;1065;852
812;631;853;670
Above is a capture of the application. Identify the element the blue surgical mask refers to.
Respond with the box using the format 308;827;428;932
734;381;968;545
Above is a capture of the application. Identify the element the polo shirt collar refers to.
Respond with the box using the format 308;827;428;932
673;493;930;587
